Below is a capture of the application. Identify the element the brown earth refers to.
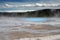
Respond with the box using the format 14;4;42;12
9;31;49;40
9;25;60;40
22;25;60;30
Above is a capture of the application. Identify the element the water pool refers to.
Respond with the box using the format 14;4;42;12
24;18;48;22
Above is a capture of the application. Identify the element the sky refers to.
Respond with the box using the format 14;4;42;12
0;0;39;2
0;0;60;12
0;0;60;3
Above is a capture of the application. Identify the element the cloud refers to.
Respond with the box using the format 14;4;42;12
0;3;35;8
0;2;60;8
5;4;13;7
0;10;35;12
0;2;60;12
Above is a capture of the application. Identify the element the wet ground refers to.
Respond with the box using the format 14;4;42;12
0;17;60;40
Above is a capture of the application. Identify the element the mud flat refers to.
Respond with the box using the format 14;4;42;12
13;34;60;40
1;25;60;40
0;17;60;40
9;25;60;40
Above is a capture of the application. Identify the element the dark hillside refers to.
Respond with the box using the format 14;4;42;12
0;9;60;17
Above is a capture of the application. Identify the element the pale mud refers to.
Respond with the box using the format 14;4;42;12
0;17;60;40
14;34;60;40
1;25;60;40
9;25;60;40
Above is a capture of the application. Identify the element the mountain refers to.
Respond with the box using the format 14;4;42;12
0;9;60;17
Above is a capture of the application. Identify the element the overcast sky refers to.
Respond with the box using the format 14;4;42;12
0;0;60;3
0;0;60;12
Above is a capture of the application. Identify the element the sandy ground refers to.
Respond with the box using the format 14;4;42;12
22;25;60;30
8;25;60;40
9;32;60;40
0;17;60;40
15;34;60;40
0;21;60;40
9;31;48;40
0;25;60;40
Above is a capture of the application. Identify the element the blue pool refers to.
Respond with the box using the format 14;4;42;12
24;18;48;22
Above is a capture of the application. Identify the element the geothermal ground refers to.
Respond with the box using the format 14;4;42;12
0;17;60;40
